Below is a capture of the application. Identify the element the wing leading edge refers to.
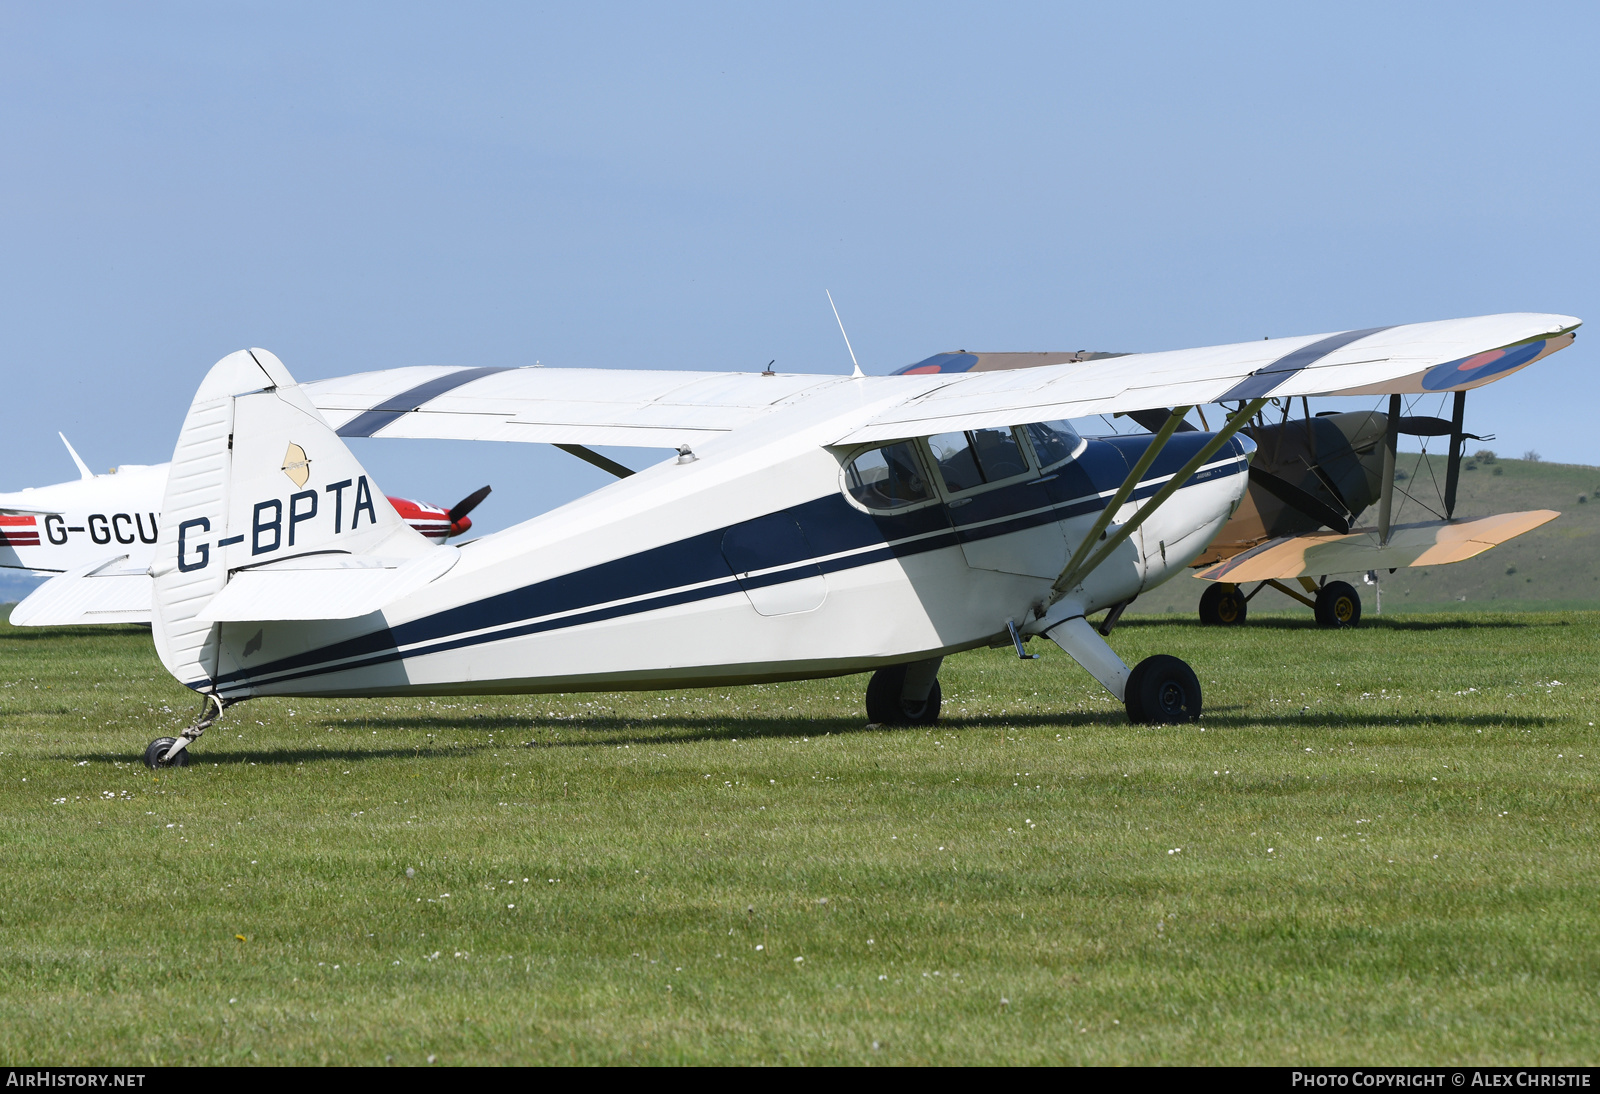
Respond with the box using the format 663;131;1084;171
834;313;1578;444
306;367;849;449
300;312;1577;450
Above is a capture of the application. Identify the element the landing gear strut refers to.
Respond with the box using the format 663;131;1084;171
1044;615;1202;725
1198;577;1363;628
144;693;230;769
865;658;943;725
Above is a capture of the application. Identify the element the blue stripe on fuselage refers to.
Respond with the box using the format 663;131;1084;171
213;435;1246;691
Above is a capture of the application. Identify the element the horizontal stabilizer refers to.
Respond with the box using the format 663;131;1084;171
197;547;459;622
1194;510;1559;582
9;555;151;626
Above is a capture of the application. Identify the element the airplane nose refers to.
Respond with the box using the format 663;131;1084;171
1233;431;1258;462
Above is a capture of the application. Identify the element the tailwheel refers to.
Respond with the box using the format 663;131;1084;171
1198;582;1248;626
1124;655;1202;724
143;737;190;769
865;664;943;726
1314;580;1362;628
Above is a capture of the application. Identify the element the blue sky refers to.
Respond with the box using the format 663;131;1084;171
3;1;1596;542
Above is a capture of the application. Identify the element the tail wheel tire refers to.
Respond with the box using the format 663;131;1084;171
143;737;190;769
1314;581;1362;628
1198;583;1247;626
865;666;943;726
1124;655;1202;725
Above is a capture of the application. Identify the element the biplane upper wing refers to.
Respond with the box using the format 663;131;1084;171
1192;510;1561;583
301;313;1578;449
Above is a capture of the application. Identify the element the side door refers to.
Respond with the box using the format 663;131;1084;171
925;427;1070;578
720;512;828;616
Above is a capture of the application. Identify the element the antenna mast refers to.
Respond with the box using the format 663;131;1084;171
826;290;864;378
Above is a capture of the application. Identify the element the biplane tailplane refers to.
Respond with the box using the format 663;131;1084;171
151;349;447;691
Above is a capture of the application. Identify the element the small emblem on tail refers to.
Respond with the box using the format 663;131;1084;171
281;443;311;488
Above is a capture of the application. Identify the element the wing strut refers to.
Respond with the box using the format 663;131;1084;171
1050;407;1193;599
553;443;635;479
1051;398;1269;601
1377;394;1400;544
1443;390;1467;520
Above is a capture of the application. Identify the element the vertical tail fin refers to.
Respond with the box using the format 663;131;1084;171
151;349;428;691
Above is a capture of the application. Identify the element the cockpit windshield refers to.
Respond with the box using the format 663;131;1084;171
1024;420;1083;469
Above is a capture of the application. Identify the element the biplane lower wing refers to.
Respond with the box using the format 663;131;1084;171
1193;510;1560;583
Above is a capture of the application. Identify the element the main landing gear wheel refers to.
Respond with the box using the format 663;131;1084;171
865;665;943;726
1124;655;1202;725
1198;583;1247;626
1314;580;1362;628
143;737;190;769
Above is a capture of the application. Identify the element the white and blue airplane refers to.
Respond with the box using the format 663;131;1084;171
139;311;1580;767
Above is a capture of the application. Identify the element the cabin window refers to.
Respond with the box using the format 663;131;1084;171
927;428;1032;494
1023;420;1084;470
843;442;934;511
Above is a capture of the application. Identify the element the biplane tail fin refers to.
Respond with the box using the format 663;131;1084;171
152;349;452;691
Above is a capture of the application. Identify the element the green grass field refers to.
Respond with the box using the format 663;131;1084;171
2;610;1598;1065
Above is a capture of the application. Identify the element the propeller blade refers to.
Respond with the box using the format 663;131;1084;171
448;485;492;524
1248;466;1351;535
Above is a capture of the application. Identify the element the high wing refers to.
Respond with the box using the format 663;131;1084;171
834;313;1578;444
305;366;847;448
303;313;1577;449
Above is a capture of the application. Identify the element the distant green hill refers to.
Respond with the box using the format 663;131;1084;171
1133;453;1600;616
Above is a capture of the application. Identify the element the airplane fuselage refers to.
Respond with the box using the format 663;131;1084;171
0;465;169;574
194;383;1253;700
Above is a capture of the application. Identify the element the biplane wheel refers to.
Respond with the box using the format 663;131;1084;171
143;737;190;769
865;666;943;726
1198;583;1248;626
1124;655;1202;725
1314;581;1362;628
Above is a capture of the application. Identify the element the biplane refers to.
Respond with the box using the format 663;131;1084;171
0;435;489;627
1186;400;1557;627
137;312;1578;767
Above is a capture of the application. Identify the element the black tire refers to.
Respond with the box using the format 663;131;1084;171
865;665;943;726
1198;582;1248;626
1124;655;1202;724
1314;580;1361;628
143;737;190;769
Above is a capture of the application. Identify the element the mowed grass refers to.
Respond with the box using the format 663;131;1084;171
1;612;1598;1065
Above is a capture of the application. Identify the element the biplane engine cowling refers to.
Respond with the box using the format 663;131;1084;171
1192;410;1387;566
